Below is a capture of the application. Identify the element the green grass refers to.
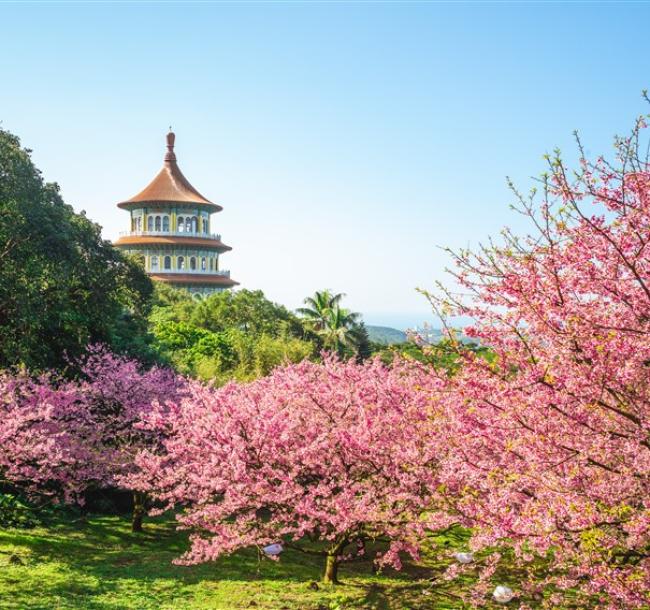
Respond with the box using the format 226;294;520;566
0;514;482;610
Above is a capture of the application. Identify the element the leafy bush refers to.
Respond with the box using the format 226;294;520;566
150;287;316;383
0;493;38;528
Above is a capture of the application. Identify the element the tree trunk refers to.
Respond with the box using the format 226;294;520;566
131;491;145;533
323;538;348;584
323;551;340;584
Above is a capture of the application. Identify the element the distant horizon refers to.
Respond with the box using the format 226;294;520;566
358;312;436;332
349;312;472;332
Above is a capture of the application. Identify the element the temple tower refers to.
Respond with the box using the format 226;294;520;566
114;131;238;296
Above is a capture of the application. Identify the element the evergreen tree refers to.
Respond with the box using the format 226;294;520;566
0;128;153;369
352;322;372;362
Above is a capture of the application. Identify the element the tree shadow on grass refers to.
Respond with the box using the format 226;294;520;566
0;514;467;610
355;580;469;610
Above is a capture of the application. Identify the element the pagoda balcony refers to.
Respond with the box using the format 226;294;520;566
119;230;222;240
152;269;231;278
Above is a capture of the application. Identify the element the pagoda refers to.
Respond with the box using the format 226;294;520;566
114;131;238;297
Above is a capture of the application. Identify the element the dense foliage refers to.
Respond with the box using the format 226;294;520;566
0;128;154;370
149;286;316;383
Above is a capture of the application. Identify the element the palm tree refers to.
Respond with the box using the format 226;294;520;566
319;306;361;356
296;290;344;333
298;291;363;357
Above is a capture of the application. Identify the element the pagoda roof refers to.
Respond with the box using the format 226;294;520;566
118;132;222;212
150;273;239;287
114;234;232;251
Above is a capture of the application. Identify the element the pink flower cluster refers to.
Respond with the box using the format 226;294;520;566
0;346;185;503
0;370;98;502
129;356;454;573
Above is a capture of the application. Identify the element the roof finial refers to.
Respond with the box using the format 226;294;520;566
165;129;176;162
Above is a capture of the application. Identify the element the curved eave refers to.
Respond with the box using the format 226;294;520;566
114;235;232;252
150;273;239;287
117;200;223;213
117;154;220;210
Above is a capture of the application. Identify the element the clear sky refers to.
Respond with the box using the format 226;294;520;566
2;1;650;328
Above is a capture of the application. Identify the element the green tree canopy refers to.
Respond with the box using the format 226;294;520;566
0;128;154;370
152;288;304;339
149;286;315;383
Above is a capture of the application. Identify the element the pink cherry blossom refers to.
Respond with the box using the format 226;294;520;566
0;345;186;527
128;356;453;582
426;117;650;608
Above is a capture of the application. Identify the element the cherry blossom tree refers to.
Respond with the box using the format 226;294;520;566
427;115;650;608
0;370;97;503
75;346;187;531
129;356;452;583
0;346;186;531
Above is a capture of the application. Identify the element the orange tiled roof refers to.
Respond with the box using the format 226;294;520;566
150;273;238;286
118;132;222;211
113;235;232;251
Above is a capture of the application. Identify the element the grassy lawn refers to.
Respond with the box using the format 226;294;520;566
0;514;483;610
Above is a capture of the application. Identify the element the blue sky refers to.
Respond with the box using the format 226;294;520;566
2;1;650;328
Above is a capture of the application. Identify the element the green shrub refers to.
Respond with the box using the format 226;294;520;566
0;493;38;529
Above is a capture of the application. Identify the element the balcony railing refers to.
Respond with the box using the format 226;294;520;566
119;230;222;241
151;269;231;278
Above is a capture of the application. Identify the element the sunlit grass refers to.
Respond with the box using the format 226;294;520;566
0;514;483;609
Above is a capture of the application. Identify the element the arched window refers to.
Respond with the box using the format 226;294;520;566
177;216;185;233
185;217;192;233
191;217;198;233
177;256;185;270
155;216;161;231
147;216;153;231
164;256;171;270
151;256;159;271
162;216;169;232
209;257;214;271
190;257;197;271
201;257;206;271
204;220;209;234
